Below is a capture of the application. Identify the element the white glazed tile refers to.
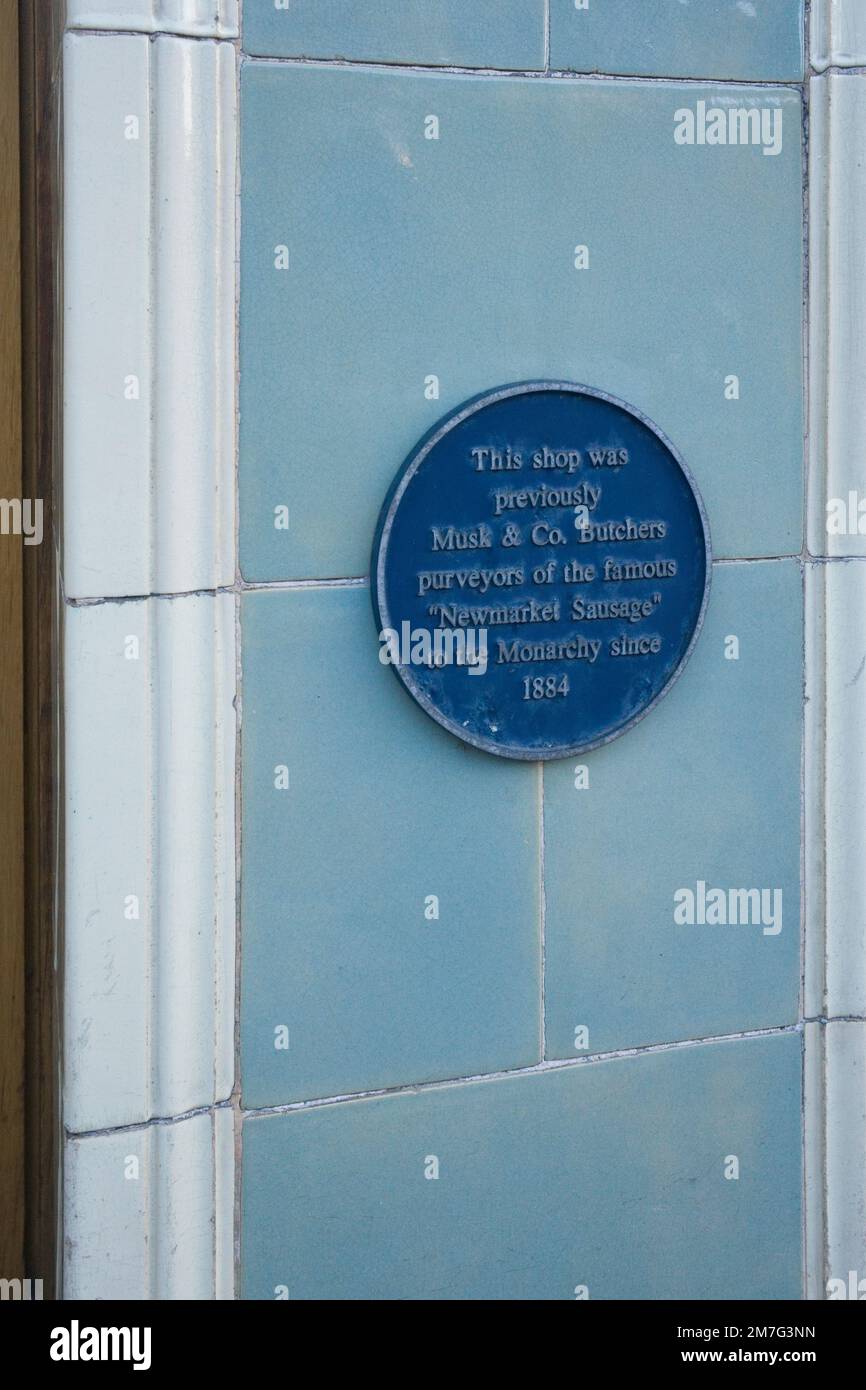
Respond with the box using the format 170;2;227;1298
812;0;866;70
805;69;866;1295
64;1109;235;1300
803;1022;825;1300
807;1019;866;1298
66;0;239;38
804;560;827;1021
808;74;866;558
65;593;236;1132
805;561;866;1020
825;1021;866;1293
63;33;236;598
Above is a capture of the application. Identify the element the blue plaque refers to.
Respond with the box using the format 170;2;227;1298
372;383;711;760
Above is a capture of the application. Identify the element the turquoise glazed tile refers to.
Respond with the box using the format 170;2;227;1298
241;1032;803;1300
544;560;802;1059
242;0;545;68
239;65;803;580
550;0;804;82
240;586;540;1108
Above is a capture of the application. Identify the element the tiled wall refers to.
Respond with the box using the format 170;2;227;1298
237;1;807;1299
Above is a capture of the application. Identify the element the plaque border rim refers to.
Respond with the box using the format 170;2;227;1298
372;379;713;761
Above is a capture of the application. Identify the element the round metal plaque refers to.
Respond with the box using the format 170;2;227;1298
372;382;711;760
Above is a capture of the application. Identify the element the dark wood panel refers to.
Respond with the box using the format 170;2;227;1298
19;0;63;1297
0;0;25;1284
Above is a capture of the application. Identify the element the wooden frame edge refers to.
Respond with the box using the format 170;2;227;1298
19;0;63;1298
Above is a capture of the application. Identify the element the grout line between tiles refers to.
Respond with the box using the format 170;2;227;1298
68;27;239;44
241;1024;803;1120
239;576;368;592
64;1020;858;1140
805;1014;866;1024
63;577;370;606
800;29;813;1299
67;557;858;610
240;52;805;90
68;1098;234;1142
810;64;866;77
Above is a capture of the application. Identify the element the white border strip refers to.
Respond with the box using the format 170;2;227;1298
66;0;239;39
65;593;236;1133
807;74;866;558
805;50;866;1298
805;1020;866;1298
812;0;866;71
63;32;237;599
64;1109;235;1299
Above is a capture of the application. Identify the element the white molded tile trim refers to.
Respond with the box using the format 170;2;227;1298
64;1109;235;1299
806;63;866;1292
804;560;827;1020
65;593;236;1132
66;0;239;38
804;1021;866;1298
824;1022;866;1292
64;33;236;599
808;73;866;558
812;0;866;70
803;1022;825;1299
805;561;866;1020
